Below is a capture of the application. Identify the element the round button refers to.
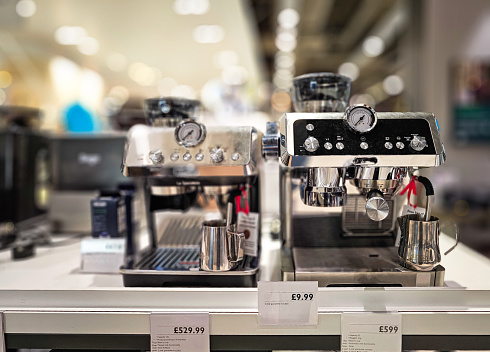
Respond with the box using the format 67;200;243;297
336;142;344;150
183;152;192;161
170;152;179;161
360;142;369;150
384;142;393;150
324;142;333;150
231;152;240;161
304;136;319;152
195;153;204;161
306;123;314;131
396;142;405;149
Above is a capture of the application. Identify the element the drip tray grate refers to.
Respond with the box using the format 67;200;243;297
136;247;200;271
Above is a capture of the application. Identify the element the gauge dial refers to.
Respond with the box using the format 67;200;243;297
174;120;206;147
344;104;377;133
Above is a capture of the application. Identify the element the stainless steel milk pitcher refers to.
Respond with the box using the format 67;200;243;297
398;214;441;271
200;219;245;272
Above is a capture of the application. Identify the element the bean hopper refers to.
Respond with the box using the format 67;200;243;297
121;97;262;287
264;73;448;287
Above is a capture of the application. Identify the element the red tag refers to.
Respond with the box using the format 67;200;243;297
235;187;250;215
400;176;418;208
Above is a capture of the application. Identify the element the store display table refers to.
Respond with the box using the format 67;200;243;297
1;233;490;350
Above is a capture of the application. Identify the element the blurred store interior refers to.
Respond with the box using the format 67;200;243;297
2;0;490;256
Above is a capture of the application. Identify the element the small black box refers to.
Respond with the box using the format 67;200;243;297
91;195;127;238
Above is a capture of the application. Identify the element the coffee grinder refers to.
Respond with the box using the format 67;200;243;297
121;97;262;287
264;73;447;287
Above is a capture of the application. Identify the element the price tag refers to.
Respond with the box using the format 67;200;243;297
0;312;5;352
80;238;125;273
150;313;209;352
341;312;402;352
258;281;318;326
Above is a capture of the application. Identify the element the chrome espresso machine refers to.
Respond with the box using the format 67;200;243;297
121;97;262;287
264;73;447;287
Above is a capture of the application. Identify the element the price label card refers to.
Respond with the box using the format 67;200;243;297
341;312;402;352
258;281;318;326
150;313;209;352
80;238;126;273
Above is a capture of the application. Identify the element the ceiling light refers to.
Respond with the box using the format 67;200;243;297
101;97;122;116
382;75;405;96
128;63;160;86
192;25;225;44
221;66;249;86
0;89;6;105
271;91;291;112
275;69;294;81
0;71;13;88
157;77;178;96
276;26;298;37
349;94;376;108
107;53;127;72
16;0;36;18
213;50;239;69
338;62;360;81
77;37;99;55
54;26;87;45
108;86;130;105
275;55;295;69
174;0;209;15
277;8;300;29
171;85;196;99
273;74;292;90
275;34;297;52
362;36;385;57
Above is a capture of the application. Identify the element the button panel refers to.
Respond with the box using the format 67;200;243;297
293;118;436;156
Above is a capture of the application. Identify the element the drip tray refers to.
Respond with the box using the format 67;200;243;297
121;246;259;287
136;247;201;271
291;247;445;287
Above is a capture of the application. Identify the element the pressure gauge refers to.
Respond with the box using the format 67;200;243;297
344;104;378;133
174;120;206;147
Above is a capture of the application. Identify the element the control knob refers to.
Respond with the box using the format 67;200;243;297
210;147;224;163
410;135;427;151
149;150;164;164
304;136;319;152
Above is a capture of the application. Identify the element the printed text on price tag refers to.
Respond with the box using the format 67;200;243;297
341;312;402;352
150;313;209;352
258;281;318;326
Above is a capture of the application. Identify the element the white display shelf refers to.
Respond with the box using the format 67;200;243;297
1;233;490;350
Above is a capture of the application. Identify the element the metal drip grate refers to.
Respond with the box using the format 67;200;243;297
136;247;200;271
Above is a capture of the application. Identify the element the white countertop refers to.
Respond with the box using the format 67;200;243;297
0;231;489;290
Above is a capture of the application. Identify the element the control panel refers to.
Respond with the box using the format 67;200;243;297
293;118;436;156
124;125;255;170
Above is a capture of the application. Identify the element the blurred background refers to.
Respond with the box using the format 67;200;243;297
1;0;490;256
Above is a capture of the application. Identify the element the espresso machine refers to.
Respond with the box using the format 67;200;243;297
264;73;447;287
121;97;262;287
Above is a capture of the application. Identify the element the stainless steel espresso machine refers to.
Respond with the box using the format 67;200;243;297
264;73;447;287
121;97;262;287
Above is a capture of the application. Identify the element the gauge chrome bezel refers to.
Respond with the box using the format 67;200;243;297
344;104;378;133
174;119;206;147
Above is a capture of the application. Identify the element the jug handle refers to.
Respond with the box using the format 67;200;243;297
444;223;460;255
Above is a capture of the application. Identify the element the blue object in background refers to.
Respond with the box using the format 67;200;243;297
63;102;97;132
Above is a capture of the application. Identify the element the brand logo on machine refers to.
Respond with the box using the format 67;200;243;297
92;201;106;207
173;165;198;177
78;152;102;167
